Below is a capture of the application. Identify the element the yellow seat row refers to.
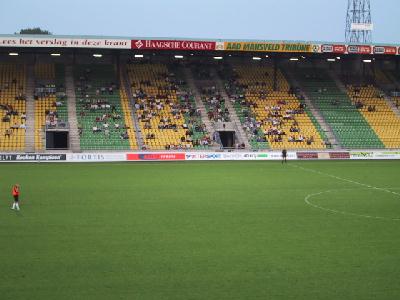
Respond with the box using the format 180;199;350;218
348;85;400;148
34;64;57;150
126;63;191;150
0;63;26;151
233;64;325;149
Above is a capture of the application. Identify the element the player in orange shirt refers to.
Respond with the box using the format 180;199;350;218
11;184;20;211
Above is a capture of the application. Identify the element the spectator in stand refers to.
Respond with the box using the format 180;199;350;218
355;101;364;109
120;131;129;140
5;128;12;137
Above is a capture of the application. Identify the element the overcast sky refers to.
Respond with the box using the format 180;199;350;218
0;0;398;43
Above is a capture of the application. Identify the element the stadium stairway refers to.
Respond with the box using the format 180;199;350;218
211;68;251;149
65;65;81;152
182;67;215;135
120;64;143;149
384;94;400;117
327;69;350;95
295;68;384;149
375;69;400;117
283;68;339;149
25;65;35;152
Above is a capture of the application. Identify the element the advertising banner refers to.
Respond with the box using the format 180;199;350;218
329;152;350;159
223;42;312;53
349;151;374;160
185;152;296;161
215;41;225;51
126;153;186;161
67;153;125;162
311;44;321;53
131;40;216;51
1;150;400;163
321;44;347;54
318;152;330;160
350;151;400;160
0;154;66;161
370;151;400;159
347;45;372;54
185;152;259;160
373;46;397;55
0;37;131;49
297;152;318;159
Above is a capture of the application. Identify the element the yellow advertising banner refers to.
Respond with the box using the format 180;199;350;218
224;42;313;53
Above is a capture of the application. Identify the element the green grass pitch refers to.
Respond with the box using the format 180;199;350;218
1;160;400;300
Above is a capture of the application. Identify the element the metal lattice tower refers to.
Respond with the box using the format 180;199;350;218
345;0;372;43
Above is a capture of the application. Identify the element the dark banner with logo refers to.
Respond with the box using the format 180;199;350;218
0;154;66;161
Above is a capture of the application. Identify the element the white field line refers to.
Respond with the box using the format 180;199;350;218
291;164;400;197
304;188;400;221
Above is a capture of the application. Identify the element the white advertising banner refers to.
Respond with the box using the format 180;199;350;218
0;150;400;163
185;152;297;161
67;153;126;162
350;151;400;160
0;37;131;49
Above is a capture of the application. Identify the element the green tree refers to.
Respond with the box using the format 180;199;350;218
17;27;52;35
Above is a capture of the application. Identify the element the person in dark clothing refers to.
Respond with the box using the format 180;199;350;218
282;149;287;164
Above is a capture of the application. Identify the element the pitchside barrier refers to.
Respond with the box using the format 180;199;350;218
1;151;400;162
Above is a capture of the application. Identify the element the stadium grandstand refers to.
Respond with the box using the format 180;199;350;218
1;34;400;156
4;0;400;299
2;29;400;300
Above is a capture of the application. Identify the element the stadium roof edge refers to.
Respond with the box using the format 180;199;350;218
0;33;399;47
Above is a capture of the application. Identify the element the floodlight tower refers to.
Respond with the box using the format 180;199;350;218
345;0;373;43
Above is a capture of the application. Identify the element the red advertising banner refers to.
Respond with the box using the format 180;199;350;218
131;40;216;51
333;45;347;53
321;44;346;54
126;153;186;161
329;152;350;159
297;152;318;159
371;46;397;55
347;45;372;54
